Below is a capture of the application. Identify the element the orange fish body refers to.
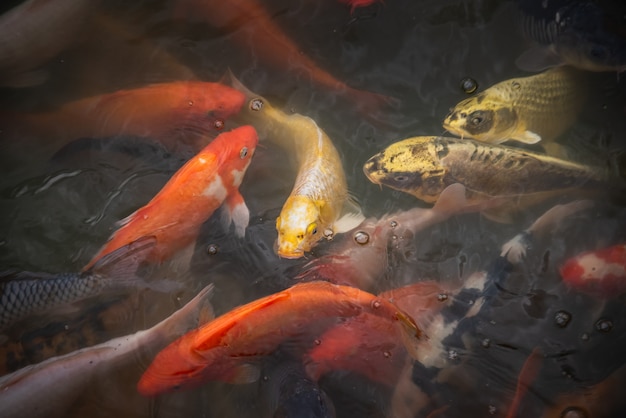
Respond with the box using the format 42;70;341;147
83;125;258;271
3;81;245;152
137;280;422;396
174;0;389;110
559;243;626;297
305;281;451;386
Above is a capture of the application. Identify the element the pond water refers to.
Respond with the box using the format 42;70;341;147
0;0;625;417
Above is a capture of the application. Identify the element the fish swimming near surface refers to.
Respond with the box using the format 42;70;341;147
137;280;423;396
0;236;177;333
559;243;626;297
82;125;258;271
1;80;246;155
443;66;587;145
0;284;215;418
231;78;363;259
514;0;626;73
297;184;484;290
363;136;606;209
0;0;98;88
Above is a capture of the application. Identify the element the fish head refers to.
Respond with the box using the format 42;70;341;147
443;93;517;143
275;195;326;259
214;125;258;187
363;136;448;204
195;82;246;129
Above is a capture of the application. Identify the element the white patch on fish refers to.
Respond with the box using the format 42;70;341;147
202;175;227;200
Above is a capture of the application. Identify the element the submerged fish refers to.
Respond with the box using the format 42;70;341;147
443;66;587;145
515;0;626;72
337;0;382;14
83;125;258;271
137;281;423;396
363;136;605;206
297;184;482;290
559;243;626;297
260;357;336;418
0;0;97;87
1;81;245;154
0;236;173;333
232;79;363;259
0;284;214;418
174;0;390;111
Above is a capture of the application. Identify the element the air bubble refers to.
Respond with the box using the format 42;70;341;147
314;339;321;345
595;318;613;333
354;231;370;245
250;98;263;111
383;351;391;358
213;119;225;130
554;310;571;328
481;338;491;348
437;293;448;302
460;77;478;94
390;220;398;228
448;349;458;360
207;244;219;255
560;406;589;418
372;300;382;309
511;81;521;90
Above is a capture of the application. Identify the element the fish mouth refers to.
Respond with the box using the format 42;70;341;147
277;249;305;259
442;122;465;138
363;158;383;184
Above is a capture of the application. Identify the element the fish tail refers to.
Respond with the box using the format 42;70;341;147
89;236;181;293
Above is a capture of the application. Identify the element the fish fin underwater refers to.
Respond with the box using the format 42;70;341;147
333;196;366;234
220;189;250;238
512;129;542;145
515;45;565;73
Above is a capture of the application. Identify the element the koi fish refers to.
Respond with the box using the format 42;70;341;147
0;0;97;88
1;81;246;154
559;243;626;297
337;0;382;14
0;284;214;418
137;280;423;396
297;184;485;290
363;136;606;207
174;0;390;111
82;125;258;271
305;281;452;387
259;356;336;418
231;79;363;259
0;236;177;333
515;0;626;73
443;66;587;145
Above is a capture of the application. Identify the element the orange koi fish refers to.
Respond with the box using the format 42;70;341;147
559;243;626;297
305;281;451;386
2;81;245;153
137;280;423;396
83;125;258;271
174;0;390;111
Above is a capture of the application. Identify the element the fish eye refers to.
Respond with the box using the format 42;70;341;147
306;223;318;236
394;175;409;182
240;147;248;159
250;98;263;111
470;114;483;125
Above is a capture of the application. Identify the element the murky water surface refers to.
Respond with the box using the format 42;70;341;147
0;0;625;417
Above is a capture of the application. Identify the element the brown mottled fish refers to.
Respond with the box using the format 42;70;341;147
443;66;587;145
363;136;606;207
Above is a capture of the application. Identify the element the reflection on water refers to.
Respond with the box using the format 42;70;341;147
0;0;625;417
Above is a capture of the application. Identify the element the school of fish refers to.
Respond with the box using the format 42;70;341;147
1;1;625;418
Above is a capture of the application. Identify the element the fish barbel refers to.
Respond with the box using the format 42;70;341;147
0;284;214;418
0;236;175;333
363;136;606;205
443;66;587;145
232;78;362;259
137;280;423;396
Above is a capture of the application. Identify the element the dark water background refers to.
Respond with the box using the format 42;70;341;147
0;0;625;417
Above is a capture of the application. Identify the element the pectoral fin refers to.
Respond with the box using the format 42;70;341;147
512;130;542;144
333;196;365;233
221;190;250;237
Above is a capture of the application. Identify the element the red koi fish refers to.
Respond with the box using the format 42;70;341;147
2;81;245;153
305;281;451;386
559;243;626;297
174;0;391;111
137;280;423;396
82;125;258;271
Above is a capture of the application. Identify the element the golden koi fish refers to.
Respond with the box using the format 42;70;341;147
443;66;587;145
232;77;362;259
